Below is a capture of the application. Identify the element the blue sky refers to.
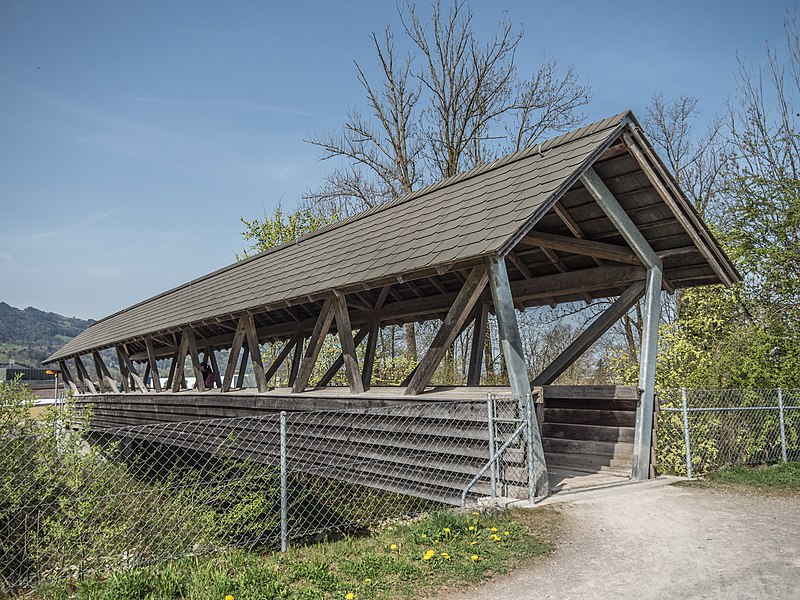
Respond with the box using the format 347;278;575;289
0;0;791;320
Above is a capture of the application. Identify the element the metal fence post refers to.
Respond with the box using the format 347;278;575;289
525;393;536;502
279;410;288;552
777;388;788;463
486;393;497;499
681;388;693;479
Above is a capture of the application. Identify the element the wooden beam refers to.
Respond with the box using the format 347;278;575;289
91;352;108;393
171;331;191;392
361;321;380;390
207;347;222;388
93;351;119;393
532;281;646;386
222;317;247;392
467;303;488;386
332;294;365;394
316;325;371;388
288;337;303;387
236;344;250;389
522;231;640;265
118;345;147;393
115;348;131;392
242;314;266;393
145;338;162;392
74;356;97;394
292;297;336;393
59;360;80;394
485;256;548;497
263;333;302;385
165;350;179;390
405;265;489;395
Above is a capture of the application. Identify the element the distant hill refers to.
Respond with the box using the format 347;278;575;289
0;302;94;367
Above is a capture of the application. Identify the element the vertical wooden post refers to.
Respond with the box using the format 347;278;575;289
467;303;489;386
145;338;162;392
362;321;380;390
485;256;549;497
292;298;336;393
332;294;364;394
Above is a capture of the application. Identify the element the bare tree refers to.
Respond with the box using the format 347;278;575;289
303;0;591;367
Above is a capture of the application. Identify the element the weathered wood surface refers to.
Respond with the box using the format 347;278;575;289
75;385;642;502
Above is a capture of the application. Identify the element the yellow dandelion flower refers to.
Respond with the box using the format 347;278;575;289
470;540;477;545
491;527;498;532
472;511;479;516
421;534;427;539
434;539;439;544
423;549;436;561
345;593;355;600
443;527;450;533
225;596;234;600
441;553;451;560
364;578;372;584
468;525;475;531
503;531;510;536
471;554;479;561
390;543;397;550
491;534;500;542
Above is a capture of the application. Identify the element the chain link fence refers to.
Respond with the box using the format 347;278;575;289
1;393;536;593
657;388;800;477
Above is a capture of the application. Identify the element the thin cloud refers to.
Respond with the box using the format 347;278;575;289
16;208;125;244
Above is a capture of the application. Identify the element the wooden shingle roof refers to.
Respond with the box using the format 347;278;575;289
46;111;738;364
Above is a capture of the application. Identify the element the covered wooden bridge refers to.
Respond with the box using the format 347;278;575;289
46;111;738;498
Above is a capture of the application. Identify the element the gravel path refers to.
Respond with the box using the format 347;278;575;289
441;480;800;600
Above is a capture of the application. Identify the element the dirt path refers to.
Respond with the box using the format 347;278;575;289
441;480;800;600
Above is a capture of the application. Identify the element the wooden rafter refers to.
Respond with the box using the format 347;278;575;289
236;345;250;389
522;231;639;265
405;265;489;395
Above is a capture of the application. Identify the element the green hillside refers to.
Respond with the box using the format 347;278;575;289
0;302;94;367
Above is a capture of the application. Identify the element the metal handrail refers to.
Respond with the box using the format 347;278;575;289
460;422;527;507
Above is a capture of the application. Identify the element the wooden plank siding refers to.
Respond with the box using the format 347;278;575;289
74;385;639;503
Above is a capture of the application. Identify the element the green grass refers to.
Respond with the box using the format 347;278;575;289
704;461;800;490
30;507;561;600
